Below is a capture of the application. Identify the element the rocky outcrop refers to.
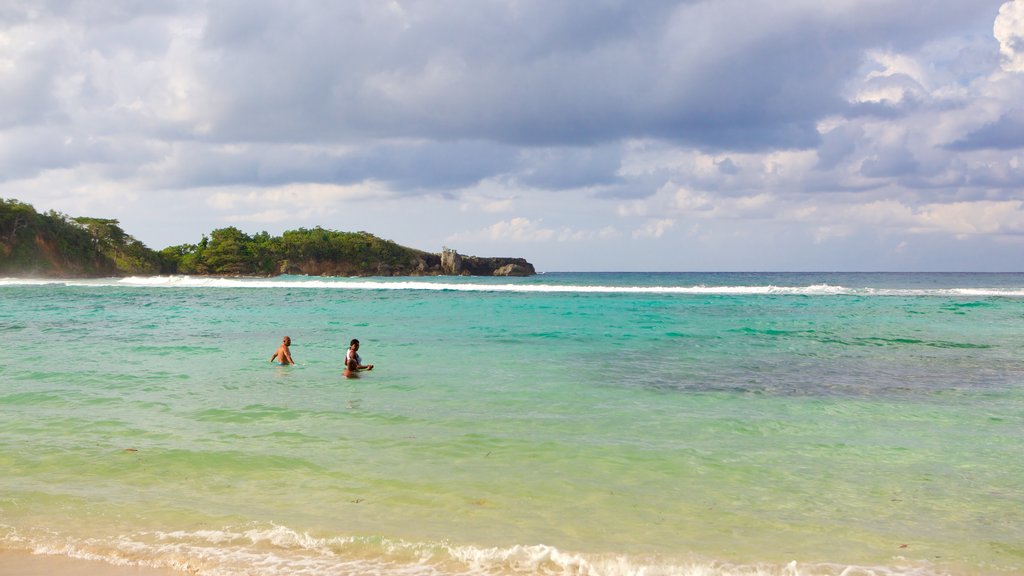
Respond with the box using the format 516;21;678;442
458;255;536;276
440;247;462;275
271;249;533;277
493;262;535;276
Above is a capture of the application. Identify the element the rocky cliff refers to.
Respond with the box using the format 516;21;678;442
279;248;535;277
437;247;535;276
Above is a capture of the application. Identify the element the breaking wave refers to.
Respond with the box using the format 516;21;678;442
1;275;1022;298
1;522;946;576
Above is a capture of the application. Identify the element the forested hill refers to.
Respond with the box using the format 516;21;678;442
0;199;163;276
0;198;535;278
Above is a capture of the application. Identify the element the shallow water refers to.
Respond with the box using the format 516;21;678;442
1;273;1023;575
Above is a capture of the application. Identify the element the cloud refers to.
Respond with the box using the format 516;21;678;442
147;0;1000;150
859;144;921;178
917;199;1024;236
995;0;1024;72
458;194;515;214
716;157;741;175
205;181;390;223
632;218;675;239
2;0;1023;271
794;197;1024;238
449;217;621;244
467;217;556;242
514;145;624;190
946;112;1024;150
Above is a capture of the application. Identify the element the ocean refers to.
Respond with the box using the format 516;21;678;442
1;272;1022;575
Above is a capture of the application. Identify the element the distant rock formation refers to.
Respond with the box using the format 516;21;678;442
436;246;534;276
270;248;534;277
493;262;535;276
435;246;535;276
460;255;536;276
441;247;462;275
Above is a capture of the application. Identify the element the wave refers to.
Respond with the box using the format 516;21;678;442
2;275;1023;297
1;522;946;576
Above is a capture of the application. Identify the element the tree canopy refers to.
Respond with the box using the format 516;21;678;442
0;199;163;276
160;226;427;276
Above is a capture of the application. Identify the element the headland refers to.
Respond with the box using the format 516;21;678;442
0;198;535;278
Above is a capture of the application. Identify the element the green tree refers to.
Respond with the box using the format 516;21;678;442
202;227;255;275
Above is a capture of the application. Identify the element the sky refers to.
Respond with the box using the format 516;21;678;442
2;0;1023;272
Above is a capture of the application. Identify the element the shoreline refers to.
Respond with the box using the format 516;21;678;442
0;550;182;576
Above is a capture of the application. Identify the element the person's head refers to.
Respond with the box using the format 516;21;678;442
350;338;359;349
283;336;291;345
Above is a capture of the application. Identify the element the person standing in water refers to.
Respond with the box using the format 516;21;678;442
344;338;373;378
270;336;296;365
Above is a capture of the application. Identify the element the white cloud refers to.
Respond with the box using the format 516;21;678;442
672;188;714;212
812;225;855;244
632;218;675;239
484;217;556;242
558;226;622;242
479;198;515;213
205;182;390;222
995;0;1024;72
666;186;778;220
224;210;294;224
456;186;517;214
854;50;930;104
449;217;621;244
917;199;1024;236
795;197;1024;238
616;199;650;217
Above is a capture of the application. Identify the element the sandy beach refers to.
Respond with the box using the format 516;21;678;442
0;550;181;576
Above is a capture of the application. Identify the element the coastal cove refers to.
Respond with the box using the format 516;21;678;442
1;272;1023;576
6;3;1024;575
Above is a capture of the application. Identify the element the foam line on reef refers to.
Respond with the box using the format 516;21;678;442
1;276;1022;297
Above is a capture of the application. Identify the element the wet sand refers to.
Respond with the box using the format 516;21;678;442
0;550;182;576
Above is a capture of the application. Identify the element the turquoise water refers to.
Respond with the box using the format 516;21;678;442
1;272;1023;575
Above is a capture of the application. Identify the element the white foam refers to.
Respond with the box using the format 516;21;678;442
2;522;949;576
1;275;1022;297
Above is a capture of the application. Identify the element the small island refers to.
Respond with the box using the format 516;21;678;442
0;198;535;278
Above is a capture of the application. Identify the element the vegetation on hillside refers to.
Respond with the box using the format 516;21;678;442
160;226;428;276
1;198;438;277
0;198;163;276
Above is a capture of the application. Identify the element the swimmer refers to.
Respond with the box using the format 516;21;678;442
270;336;296;365
343;338;373;378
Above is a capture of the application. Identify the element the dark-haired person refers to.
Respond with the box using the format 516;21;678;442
270;336;296;365
344;338;373;377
